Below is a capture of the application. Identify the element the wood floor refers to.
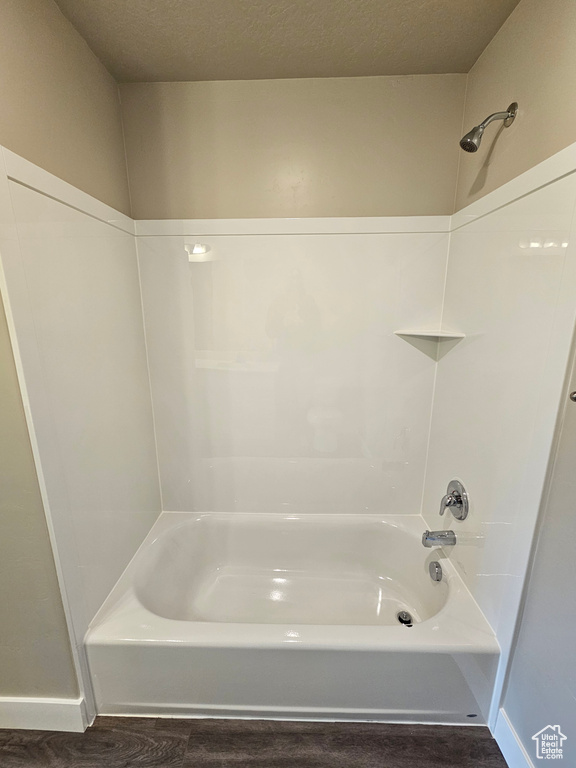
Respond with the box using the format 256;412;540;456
0;717;509;767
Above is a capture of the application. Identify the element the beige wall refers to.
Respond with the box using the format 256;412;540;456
0;0;130;215
120;75;466;219
455;0;576;210
116;0;576;218
1;0;572;219
0;295;78;698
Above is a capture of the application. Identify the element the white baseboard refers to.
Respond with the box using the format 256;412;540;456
494;708;535;768
0;696;88;732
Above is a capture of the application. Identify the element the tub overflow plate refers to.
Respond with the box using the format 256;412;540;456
429;561;443;582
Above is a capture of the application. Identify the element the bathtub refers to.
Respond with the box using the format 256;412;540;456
86;513;499;724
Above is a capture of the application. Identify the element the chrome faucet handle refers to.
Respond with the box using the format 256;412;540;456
438;480;469;520
439;493;459;516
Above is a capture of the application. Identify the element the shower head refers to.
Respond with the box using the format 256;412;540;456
459;102;518;153
460;125;485;153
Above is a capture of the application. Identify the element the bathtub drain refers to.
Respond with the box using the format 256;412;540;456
397;610;413;627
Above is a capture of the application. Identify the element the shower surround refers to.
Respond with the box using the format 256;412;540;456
1;142;576;730
136;223;450;514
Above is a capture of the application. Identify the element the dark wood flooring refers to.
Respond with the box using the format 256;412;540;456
0;716;509;767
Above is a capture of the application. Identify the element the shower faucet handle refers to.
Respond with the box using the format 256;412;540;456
439;494;459;515
438;480;469;520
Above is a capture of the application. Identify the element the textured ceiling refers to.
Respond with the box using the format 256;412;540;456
53;0;521;83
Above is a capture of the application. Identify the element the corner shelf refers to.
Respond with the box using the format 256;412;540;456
394;330;465;342
394;330;465;360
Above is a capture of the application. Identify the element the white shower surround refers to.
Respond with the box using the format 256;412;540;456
1;142;576;736
136;226;450;515
0;148;161;731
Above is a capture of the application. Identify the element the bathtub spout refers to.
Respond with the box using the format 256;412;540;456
422;530;456;548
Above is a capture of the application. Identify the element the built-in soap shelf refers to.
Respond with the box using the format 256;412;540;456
394;330;465;360
394;330;465;341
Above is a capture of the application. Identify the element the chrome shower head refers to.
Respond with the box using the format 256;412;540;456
459;102;518;153
460;125;485;153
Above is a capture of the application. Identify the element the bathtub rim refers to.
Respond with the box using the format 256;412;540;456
86;512;500;657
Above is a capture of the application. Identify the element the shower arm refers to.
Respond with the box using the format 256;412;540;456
478;109;516;130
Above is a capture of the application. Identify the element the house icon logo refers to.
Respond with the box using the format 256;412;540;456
532;725;567;759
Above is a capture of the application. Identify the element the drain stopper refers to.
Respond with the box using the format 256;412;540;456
397;610;413;627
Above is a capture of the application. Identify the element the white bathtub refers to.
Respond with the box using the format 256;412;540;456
86;513;499;723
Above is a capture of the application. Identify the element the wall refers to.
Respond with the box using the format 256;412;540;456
423;163;576;728
0;0;135;714
498;342;576;765
0;295;77;698
455;0;576;210
136;221;449;513
6;0;576;221
120;75;466;220
0;150;162;719
0;0;130;215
